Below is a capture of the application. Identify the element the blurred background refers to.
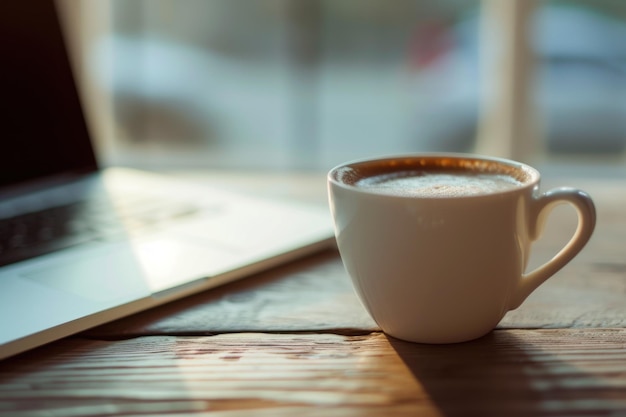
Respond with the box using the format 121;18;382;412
59;0;626;173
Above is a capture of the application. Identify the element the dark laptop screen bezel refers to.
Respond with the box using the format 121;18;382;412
0;1;98;193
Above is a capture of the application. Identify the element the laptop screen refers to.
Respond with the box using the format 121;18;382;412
0;1;98;191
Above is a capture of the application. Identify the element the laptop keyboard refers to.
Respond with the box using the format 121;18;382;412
0;195;199;267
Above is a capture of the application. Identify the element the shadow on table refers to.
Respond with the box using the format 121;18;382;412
387;330;599;417
82;248;378;338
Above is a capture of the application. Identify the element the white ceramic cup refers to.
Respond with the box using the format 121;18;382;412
328;154;596;344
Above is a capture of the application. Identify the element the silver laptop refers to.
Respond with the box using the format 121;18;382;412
0;2;334;360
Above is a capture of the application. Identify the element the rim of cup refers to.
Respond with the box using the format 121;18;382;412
328;153;541;198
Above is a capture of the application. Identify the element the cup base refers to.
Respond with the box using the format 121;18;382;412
382;328;495;345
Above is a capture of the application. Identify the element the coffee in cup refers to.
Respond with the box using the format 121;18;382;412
328;154;596;344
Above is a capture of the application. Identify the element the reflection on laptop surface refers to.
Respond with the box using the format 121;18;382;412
0;1;334;360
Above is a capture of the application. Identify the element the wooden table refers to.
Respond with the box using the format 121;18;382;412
1;169;626;416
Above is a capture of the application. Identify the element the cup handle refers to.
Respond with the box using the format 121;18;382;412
508;187;596;310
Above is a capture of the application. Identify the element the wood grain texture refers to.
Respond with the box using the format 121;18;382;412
0;333;430;417
2;330;626;416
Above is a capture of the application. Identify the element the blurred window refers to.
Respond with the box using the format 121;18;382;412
67;0;626;171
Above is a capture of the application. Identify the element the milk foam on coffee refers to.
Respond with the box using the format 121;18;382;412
355;170;523;197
